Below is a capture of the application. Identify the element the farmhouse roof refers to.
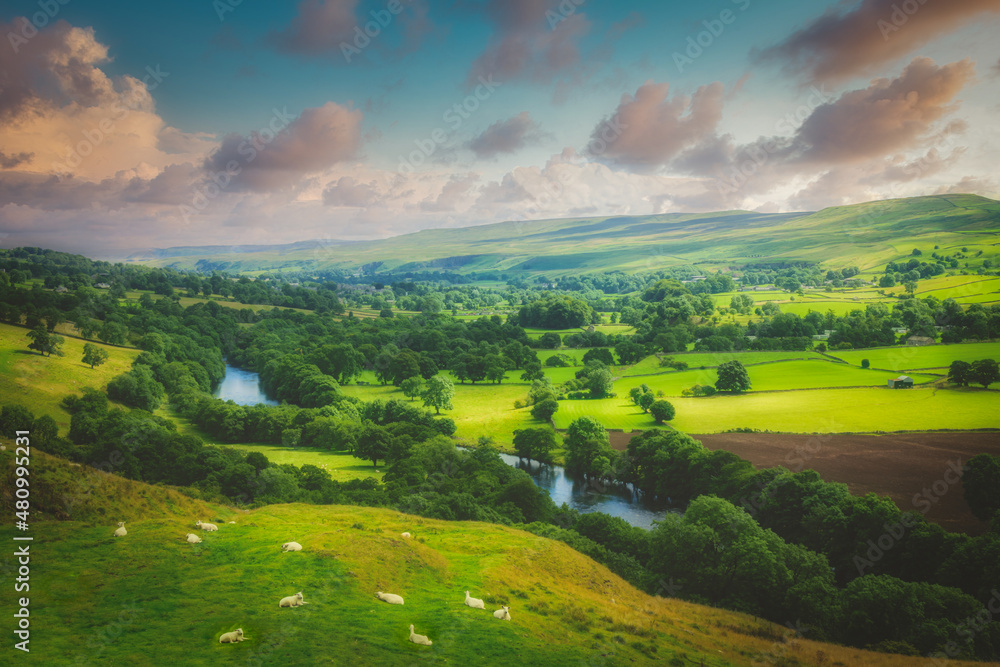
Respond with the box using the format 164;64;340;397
895;375;912;382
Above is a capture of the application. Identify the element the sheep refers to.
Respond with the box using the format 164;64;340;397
408;624;432;646
281;541;302;552
279;591;308;608
228;521;236;524
464;591;485;609
376;592;404;605
400;532;411;538
493;605;511;621
114;522;127;537
195;520;218;532
219;628;245;644
186;533;202;544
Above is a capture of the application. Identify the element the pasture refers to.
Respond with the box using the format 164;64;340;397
827;341;1000;371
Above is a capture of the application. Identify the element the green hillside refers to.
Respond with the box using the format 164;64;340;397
0;451;974;667
133;194;1000;276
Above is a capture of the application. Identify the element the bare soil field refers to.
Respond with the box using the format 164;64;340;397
608;430;1000;535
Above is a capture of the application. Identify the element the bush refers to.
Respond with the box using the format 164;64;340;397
861;359;870;369
545;355;568;367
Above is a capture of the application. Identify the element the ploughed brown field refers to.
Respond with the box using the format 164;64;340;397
607;430;1000;535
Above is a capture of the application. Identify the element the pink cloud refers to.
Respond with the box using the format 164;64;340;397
467;112;546;159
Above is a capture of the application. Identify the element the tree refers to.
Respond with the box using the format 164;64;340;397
586;367;614;398
98;321;129;346
531;398;558;422
107;366;165;411
716;360;751;392
970;359;1000;388
512;428;557;464
962;454;1000;522
861;358;870;369
538;332;561;349
422;375;455;414
563;416;613;479
82;343;109;369
649;400;676;424
354;420;392;469
638;392;655;413
76;316;99;340
400;376;423;401
582;348;615;366
26;326;52;355
948;360;972;387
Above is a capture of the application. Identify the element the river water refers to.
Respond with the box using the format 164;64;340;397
214;363;667;529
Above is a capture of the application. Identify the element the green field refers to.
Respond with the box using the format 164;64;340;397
828;342;1000;371
0;322;139;431
2;451;957;667
218;444;385;482
553;386;1000;433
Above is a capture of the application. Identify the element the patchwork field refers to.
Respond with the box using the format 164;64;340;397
827;341;1000;371
218;444;385;482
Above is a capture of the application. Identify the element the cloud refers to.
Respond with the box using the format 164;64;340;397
934;175;999;197
467;112;546;159
756;0;1000;85
322;176;380;206
792;58;975;164
203;102;363;191
465;0;591;89
266;0;435;60
587;81;725;171
0;151;33;169
267;0;359;56
420;173;480;212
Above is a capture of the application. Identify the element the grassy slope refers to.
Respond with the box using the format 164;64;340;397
0;451;974;667
0;322;140;431
136;194;1000;276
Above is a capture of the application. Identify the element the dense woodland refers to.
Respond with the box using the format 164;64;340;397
2;247;1000;660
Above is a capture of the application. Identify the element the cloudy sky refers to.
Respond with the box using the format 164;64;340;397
1;0;998;254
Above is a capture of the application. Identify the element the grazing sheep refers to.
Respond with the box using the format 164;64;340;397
279;592;308;608
400;532;411;538
281;541;303;552
186;533;202;544
464;591;485;609
408;624;432;646
493;605;511;621
114;522;127;537
219;628;245;644
228;521;236;524
376;592;404;605
0;444;5;451
196;520;218;532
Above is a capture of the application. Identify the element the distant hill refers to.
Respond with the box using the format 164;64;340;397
0;450;961;666
129;194;1000;276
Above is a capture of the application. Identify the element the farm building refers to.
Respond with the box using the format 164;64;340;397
906;336;935;346
888;375;914;389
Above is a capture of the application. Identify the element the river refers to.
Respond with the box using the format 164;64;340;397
214;363;667;529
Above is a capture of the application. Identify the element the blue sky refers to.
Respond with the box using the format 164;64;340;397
1;0;998;253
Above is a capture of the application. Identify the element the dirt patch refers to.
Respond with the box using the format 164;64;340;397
607;429;999;535
691;432;1000;535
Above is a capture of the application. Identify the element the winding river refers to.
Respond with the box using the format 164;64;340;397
214;363;667;528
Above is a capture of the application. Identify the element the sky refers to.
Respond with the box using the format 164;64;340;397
1;0;998;254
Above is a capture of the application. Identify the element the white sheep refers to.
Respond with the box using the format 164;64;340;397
281;541;302;552
0;444;6;451
408;624;432;646
228;521;236;524
493;605;511;621
196;520;218;532
219;628;245;644
376;592;404;605
279;591;308;608
114;522;127;537
464;591;485;609
400;532;411;538
186;533;202;544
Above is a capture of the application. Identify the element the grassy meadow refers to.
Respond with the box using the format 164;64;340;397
0;450;975;667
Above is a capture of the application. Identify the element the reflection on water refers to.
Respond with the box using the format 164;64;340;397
213;364;278;406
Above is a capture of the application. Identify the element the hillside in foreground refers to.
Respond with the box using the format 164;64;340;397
1;450;987;666
125;194;1000;276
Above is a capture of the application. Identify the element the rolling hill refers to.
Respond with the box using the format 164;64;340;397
127;194;1000;276
0;450;982;666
